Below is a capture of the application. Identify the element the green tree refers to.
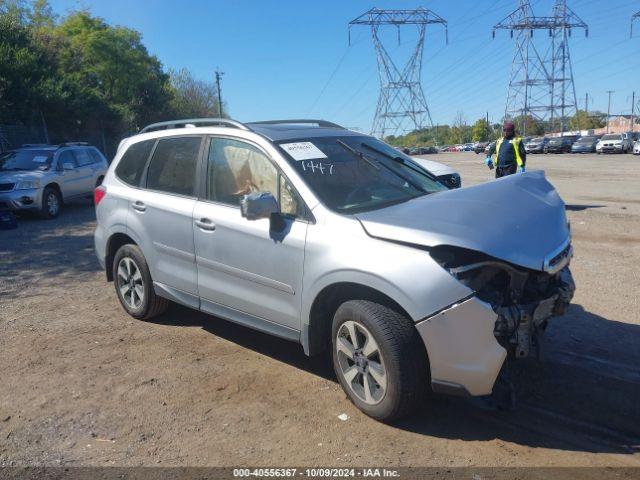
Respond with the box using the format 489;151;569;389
170;68;225;118
569;110;606;131
471;118;490;142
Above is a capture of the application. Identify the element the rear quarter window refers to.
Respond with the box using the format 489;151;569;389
145;136;201;196
115;140;155;187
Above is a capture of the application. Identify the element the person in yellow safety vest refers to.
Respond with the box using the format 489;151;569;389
485;120;527;178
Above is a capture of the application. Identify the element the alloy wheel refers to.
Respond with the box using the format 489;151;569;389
46;192;59;216
116;257;144;309
335;320;387;405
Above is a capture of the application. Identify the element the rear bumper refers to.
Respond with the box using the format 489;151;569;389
0;188;43;211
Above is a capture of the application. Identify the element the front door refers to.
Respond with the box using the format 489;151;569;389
193;137;307;332
56;149;85;198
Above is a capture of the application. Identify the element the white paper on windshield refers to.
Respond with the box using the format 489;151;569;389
32;156;48;163
280;142;328;161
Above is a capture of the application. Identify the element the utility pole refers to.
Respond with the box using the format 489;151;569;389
632;91;636;133
215;69;225;118
583;92;589;131
486;111;490;140
348;7;448;138
606;90;614;133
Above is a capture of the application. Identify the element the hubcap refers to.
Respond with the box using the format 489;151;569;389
47;193;59;215
336;320;387;405
116;257;144;309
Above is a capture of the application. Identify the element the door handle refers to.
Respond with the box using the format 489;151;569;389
131;201;146;212
195;218;216;231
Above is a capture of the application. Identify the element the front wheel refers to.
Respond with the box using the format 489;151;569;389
331;300;427;422
40;186;61;219
112;244;169;320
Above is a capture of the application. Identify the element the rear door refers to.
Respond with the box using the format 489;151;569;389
126;135;204;297
192;136;308;332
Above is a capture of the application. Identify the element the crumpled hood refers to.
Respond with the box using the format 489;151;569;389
355;171;569;272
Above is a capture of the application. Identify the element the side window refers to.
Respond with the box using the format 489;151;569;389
115;140;155;187
279;174;305;218
207;138;277;206
73;148;93;166
146;136;201;196
88;148;105;164
58;150;77;169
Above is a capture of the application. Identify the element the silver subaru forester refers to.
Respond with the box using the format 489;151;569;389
94;119;575;421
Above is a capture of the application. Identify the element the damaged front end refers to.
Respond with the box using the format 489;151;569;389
431;244;575;360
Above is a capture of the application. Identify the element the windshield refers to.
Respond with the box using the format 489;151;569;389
576;137;595;143
0;150;54;171
601;134;621;141
277;136;447;214
531;137;544;143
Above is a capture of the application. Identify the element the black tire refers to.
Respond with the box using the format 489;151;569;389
40;186;61;219
112;244;169;320
331;300;427;422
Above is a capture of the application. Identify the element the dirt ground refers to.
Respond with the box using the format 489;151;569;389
1;152;639;468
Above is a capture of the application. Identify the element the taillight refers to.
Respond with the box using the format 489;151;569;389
94;185;106;205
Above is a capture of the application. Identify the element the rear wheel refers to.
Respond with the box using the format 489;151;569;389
40;186;61;219
113;244;169;320
331;300;427;422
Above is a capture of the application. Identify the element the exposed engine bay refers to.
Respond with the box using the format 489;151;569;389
431;245;576;359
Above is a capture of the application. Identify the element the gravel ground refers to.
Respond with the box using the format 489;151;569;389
0;152;639;468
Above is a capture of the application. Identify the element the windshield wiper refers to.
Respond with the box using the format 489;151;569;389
336;139;380;170
360;143;439;182
337;140;428;193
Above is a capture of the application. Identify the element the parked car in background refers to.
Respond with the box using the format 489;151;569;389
419;146;438;155
545;135;578;154
525;137;549;154
484;141;496;154
474;142;489;154
597;133;633;154
571;136;599;153
0;143;108;218
633;139;640;155
95;117;574;421
409;156;462;189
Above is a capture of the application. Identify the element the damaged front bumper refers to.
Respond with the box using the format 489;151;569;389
494;267;575;359
416;261;575;397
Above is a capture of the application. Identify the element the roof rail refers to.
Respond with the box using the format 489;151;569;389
249;119;345;129
139;118;249;134
59;142;90;147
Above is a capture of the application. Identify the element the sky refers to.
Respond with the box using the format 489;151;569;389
47;0;640;133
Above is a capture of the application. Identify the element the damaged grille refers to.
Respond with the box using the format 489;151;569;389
430;245;575;359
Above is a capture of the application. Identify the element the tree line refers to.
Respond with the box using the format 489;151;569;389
386;111;607;147
0;0;224;156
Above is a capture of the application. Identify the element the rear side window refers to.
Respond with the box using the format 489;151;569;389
115;140;155;187
73;148;94;166
88;149;105;164
146;136;201;196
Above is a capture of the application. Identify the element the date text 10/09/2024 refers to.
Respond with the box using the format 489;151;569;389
233;468;400;478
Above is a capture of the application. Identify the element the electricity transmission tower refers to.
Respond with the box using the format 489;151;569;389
348;7;447;139
633;9;640;37
493;0;587;134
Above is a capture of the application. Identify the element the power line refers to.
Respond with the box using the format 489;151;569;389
348;7;448;138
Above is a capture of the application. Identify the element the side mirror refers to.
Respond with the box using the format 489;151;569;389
240;192;279;221
63;163;75;170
